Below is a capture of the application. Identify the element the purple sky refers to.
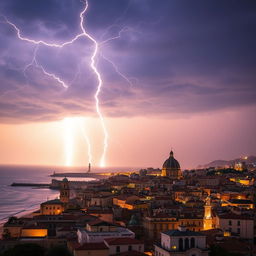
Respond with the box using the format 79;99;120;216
0;0;255;168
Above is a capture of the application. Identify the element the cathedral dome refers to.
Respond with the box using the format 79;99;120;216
162;150;180;169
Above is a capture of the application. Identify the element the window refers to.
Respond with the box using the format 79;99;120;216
237;221;240;226
128;245;132;251
185;238;189;250
116;246;120;253
179;238;183;251
191;237;195;248
139;246;141;251
229;220;232;226
237;228;240;234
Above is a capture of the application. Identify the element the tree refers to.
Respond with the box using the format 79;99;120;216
3;244;45;256
210;245;242;256
46;245;72;256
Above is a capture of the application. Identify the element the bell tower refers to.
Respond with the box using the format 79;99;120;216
204;196;213;230
60;177;70;203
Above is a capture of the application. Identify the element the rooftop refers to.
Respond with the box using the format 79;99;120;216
104;237;143;245
229;199;253;204
163;229;204;237
41;199;63;205
70;242;108;251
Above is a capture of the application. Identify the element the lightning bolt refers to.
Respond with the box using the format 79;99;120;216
23;45;68;88
80;121;93;165
2;0;109;167
79;1;108;167
100;53;135;88
99;26;139;88
2;0;139;167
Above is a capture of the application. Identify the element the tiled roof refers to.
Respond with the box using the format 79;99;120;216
218;213;253;220
229;199;253;204
163;229;204;237
104;237;143;245
71;242;108;251
41;199;63;205
114;251;147;256
22;224;47;229
88;219;116;226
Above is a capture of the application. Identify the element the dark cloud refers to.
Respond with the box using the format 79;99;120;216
0;0;255;123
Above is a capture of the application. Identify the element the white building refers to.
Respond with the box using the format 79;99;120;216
154;226;209;256
216;213;254;239
77;220;134;243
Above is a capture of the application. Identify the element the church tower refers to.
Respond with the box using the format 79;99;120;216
204;196;213;230
60;177;70;203
162;150;182;179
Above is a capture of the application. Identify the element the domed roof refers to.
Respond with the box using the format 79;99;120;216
162;150;180;169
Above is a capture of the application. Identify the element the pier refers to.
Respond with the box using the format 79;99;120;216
11;183;50;187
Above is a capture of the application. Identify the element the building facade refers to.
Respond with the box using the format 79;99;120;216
154;226;209;256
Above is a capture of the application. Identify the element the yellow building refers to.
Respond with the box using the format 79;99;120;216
21;227;48;237
162;150;182;179
178;218;204;232
143;215;179;240
123;201;149;210
229;177;253;186
40;199;65;215
203;197;213;230
221;199;253;209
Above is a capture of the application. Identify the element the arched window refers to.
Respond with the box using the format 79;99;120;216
179;238;183;251
191;237;195;248
185;238;189;250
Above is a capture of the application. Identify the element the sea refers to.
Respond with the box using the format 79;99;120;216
0;165;139;226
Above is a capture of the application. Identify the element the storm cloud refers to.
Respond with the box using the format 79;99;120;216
0;0;255;123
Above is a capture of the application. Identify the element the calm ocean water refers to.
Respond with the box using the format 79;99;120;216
0;165;139;226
